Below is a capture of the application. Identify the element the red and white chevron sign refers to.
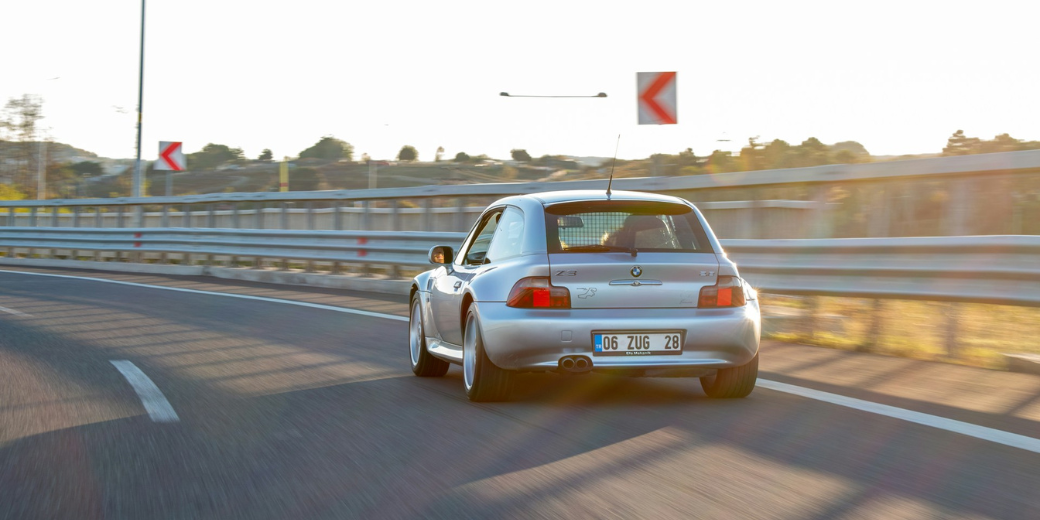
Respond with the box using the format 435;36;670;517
156;141;185;171
637;72;677;125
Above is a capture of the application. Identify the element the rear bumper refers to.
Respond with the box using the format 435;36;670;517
473;301;761;371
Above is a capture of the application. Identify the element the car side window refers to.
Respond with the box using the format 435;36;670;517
485;207;525;263
459;210;502;266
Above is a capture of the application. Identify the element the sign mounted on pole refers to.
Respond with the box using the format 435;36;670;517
155;141;185;171
637;72;677;125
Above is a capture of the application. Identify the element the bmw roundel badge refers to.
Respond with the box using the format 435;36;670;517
631;266;642;278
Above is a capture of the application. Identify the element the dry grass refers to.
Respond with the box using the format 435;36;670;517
761;294;1040;370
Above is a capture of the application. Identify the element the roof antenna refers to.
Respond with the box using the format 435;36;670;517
606;134;620;197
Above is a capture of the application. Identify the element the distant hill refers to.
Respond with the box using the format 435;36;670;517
0;140;99;163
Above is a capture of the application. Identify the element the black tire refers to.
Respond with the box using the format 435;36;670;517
409;294;449;377
700;353;758;398
462;308;513;402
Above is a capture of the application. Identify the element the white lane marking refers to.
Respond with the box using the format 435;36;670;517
0;269;408;322
110;360;180;423
0;304;31;317
758;379;1040;454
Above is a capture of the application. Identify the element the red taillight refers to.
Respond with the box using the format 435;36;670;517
699;276;747;308
507;277;571;308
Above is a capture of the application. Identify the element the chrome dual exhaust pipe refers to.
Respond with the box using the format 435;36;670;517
559;356;592;373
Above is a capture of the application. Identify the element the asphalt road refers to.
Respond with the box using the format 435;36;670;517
2;267;1040;519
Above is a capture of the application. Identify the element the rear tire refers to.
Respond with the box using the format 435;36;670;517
700;353;758;398
409;294;449;377
463;308;513;402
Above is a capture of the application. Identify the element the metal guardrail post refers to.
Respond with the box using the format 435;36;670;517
749;195;764;239
205;207;215;265
865;299;884;351
945;178;972;236
50;206;59;227
867;185;891;238
805;296;819;342
94;208;102;261
389;200;401;278
305;202;315;272
944;303;960;358
280;203;289;270
254;203;264;230
453;198;465;232
182;204;191;228
159;205;169;264
361;201;371;230
71;207;80;259
232;203;240;229
4;208;12;257
360;201;372;275
29;207;37;227
252;203;264;269
423;199;433;232
330;201;343;274
116;207;126;261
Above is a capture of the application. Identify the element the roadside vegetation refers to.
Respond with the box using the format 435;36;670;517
762;294;1040;370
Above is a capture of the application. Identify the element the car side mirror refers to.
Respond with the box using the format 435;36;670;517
429;245;453;265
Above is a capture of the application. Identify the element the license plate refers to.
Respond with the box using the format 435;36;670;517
593;331;683;356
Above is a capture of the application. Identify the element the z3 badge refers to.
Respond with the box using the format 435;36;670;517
556;270;577;276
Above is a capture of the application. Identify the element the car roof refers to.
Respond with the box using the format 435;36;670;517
524;190;687;206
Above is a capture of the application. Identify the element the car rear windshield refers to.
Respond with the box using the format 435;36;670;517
544;201;714;254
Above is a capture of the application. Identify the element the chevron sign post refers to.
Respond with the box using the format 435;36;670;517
637;72;677;125
156;141;185;171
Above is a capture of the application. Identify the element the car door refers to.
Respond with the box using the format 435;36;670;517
431;208;503;345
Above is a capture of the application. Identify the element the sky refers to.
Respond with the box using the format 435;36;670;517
2;0;1038;162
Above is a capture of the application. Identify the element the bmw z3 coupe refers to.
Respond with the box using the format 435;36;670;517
408;190;760;401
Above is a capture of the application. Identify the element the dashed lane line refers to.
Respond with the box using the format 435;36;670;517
0;304;31;316
110;360;180;423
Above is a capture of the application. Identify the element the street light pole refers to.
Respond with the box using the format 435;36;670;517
500;92;607;98
132;0;146;199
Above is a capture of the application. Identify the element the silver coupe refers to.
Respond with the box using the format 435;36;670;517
408;190;761;401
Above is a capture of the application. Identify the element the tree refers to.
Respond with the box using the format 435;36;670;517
435;146;445;162
1;94;44;188
299;136;354;161
832;150;859;164
942;130;981;156
762;139;793;170
289;167;324;191
70;161;103;177
510;149;532;162
258;149;273;162
792;137;831;167
397;145;418;162
704;150;737;174
738;138;767;171
454;151;470;162
186;143;244;170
